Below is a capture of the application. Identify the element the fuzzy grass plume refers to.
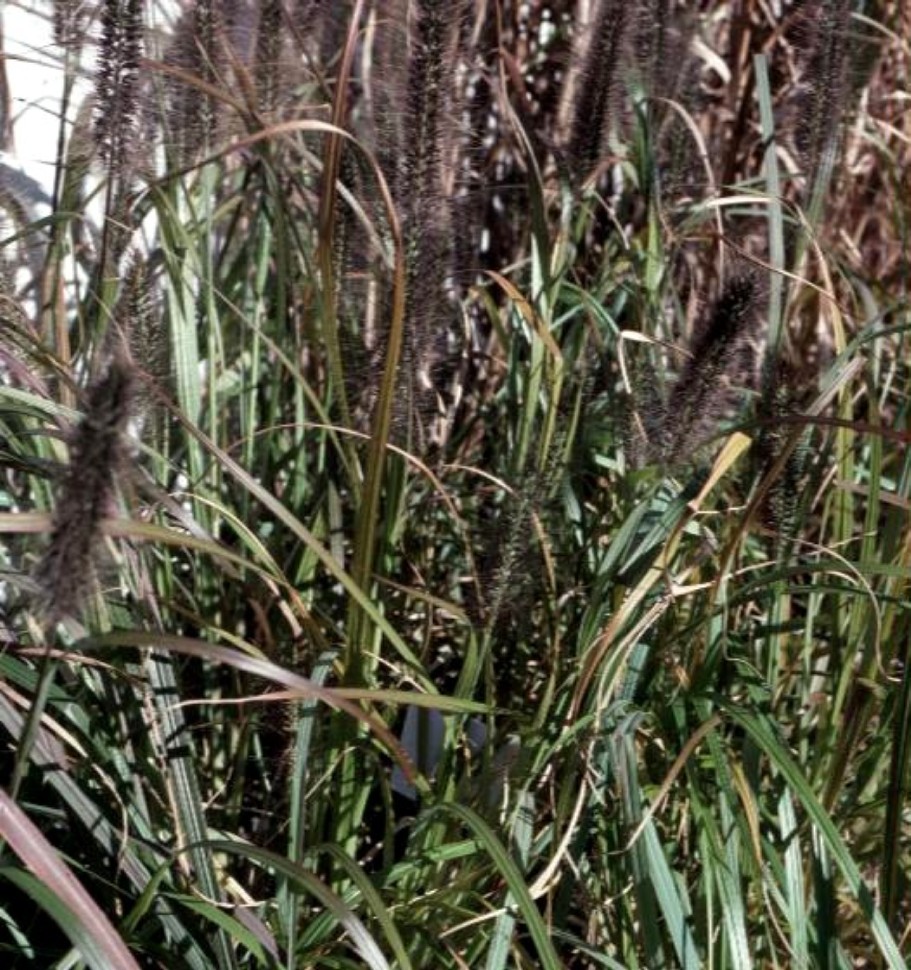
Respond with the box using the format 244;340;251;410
94;0;143;182
650;271;761;465
562;0;633;185
52;0;88;49
115;253;166;426
385;0;465;451
755;360;812;549
162;0;224;163
252;0;284;116
35;360;135;622
795;0;853;208
1;2;908;965
631;0;673;95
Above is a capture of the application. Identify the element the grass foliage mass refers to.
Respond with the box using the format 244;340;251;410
1;0;909;966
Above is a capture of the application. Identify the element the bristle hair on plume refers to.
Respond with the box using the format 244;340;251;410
562;0;632;185
115;252;167;419
53;0;88;49
623;342;668;471
755;361;810;549
794;0;852;195
650;271;761;466
253;0;284;115
161;0;224;163
378;0;464;450
631;0;673;95
35;360;135;622
472;483;538;632
94;0;144;182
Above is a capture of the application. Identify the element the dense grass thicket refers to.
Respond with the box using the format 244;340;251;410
1;0;909;966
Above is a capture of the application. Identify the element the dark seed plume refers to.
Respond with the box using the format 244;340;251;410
94;0;144;181
35;360;136;622
563;0;632;185
652;271;760;465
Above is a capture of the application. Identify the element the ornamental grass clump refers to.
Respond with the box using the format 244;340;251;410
1;1;908;965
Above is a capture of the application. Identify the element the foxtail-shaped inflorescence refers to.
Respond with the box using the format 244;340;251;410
650;271;761;466
115;253;166;429
94;0;144;183
52;0;88;49
630;0;674;98
93;0;145;280
389;0;465;451
623;338;669;471
253;0;284;117
0;254;30;346
474;484;539;634
296;1;351;83
35;360;136;623
793;0;853;219
755;361;811;552
562;0;633;186
162;0;224;164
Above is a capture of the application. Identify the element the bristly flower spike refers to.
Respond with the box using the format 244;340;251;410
652;271;760;465
35;360;136;623
94;0;144;182
564;0;632;186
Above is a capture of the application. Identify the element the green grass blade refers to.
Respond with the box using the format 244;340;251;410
0;788;142;970
427;803;563;970
203;840;392;970
721;702;906;968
